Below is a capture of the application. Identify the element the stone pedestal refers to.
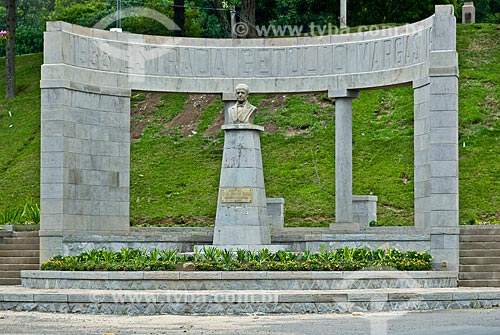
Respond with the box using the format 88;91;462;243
214;124;271;246
462;2;475;24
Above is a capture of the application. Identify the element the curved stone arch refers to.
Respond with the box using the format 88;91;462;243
40;6;459;274
43;16;433;94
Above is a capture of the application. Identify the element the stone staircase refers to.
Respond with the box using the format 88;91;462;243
0;229;39;285
459;226;500;287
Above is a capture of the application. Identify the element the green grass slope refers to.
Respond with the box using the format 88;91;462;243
0;53;42;209
0;24;498;226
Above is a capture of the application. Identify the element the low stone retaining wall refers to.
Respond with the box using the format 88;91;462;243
1;286;499;315
62;227;431;256
22;271;457;291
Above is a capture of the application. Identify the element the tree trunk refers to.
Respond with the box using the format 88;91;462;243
174;0;185;37
6;0;16;99
241;0;256;37
212;0;231;37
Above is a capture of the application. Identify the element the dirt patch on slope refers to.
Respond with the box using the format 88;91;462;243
130;92;164;140
167;94;219;137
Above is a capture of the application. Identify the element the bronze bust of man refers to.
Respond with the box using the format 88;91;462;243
228;84;257;124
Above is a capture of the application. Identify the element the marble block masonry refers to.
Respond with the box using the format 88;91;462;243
40;6;459;273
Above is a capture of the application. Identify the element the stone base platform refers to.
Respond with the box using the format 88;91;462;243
1;286;500;315
21;271;457;291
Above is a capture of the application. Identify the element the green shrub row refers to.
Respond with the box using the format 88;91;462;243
41;247;433;272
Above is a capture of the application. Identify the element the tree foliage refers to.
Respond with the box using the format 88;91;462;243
0;0;499;56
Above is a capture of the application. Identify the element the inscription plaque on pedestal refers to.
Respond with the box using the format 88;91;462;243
221;188;253;203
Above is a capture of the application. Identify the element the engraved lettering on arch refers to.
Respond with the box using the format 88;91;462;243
357;42;371;72
303;46;318;75
287;47;302;76
318;45;332;75
132;45;147;73
89;40;99;69
99;41;112;71
371;41;382;70
405;34;413;65
394;37;404;66
413;33;420;63
164;47;178;75
383;39;393;69
78;37;89;67
212;48;226;76
428;27;433;54
272;48;287;76
257;49;271;75
333;45;346;73
179;48;193;76
195;48;210;76
240;49;253;76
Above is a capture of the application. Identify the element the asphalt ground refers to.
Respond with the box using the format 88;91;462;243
1;308;500;335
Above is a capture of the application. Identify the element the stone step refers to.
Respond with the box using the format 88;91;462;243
460;257;500;265
460;264;500;272
0;244;39;251
0;278;21;285
459;280;500;287
460;242;500;250
459;272;500;280
0;257;39;264
12;231;39;237
460;227;500;235
0;264;39;271
0;271;21;279
0;237;39;245
460;249;500;257
460;235;500;242
0;250;39;257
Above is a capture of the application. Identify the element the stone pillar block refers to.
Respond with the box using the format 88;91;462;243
352;195;377;227
39;82;131;262
267;198;285;228
462;2;476;24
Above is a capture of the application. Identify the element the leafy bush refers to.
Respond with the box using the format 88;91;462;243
41;247;433;271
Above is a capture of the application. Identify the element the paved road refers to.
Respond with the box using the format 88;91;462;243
1;309;500;335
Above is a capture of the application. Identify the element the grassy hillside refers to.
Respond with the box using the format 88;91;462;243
0;24;499;227
0;53;42;207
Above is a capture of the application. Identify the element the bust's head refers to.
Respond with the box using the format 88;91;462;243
235;84;249;103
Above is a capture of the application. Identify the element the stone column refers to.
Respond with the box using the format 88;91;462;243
40;81;131;263
329;89;360;231
413;78;431;232
429;5;460;272
213;124;271;246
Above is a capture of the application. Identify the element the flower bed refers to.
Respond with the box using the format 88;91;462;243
41;247;433;272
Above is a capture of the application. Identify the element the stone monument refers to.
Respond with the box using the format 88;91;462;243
212;84;276;249
40;6;459;272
